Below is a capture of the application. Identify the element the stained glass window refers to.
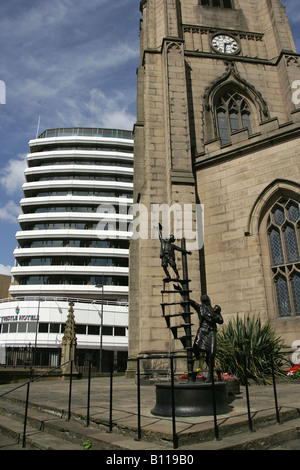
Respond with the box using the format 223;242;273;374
216;109;229;144
269;227;284;265
284;225;299;263
268;198;300;317
291;272;300;316
274;274;291;317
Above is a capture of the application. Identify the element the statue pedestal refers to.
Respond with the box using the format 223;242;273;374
60;361;79;379
151;382;230;417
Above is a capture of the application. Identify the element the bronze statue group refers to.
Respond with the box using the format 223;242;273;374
159;227;223;382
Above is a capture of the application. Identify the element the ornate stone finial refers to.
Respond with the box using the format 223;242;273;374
62;301;77;345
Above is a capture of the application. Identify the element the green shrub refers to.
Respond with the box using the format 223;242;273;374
216;314;286;385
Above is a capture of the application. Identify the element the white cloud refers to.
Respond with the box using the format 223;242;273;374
0;200;21;224
85;88;136;129
0;154;26;196
101;110;136;130
0;0;139;132
17;42;138;103
0;264;12;276
55;88;136;130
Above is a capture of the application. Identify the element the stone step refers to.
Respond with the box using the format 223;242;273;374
0;429;29;450
1;391;300;451
180;416;300;451
0;414;83;450
0;398;168;451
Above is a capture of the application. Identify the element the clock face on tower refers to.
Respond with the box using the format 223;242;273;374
211;34;240;55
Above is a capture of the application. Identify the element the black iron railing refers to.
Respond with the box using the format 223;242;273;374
135;352;291;449
0;361;73;447
0;353;296;450
37;128;134;140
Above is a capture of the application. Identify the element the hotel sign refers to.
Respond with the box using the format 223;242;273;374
1;315;38;323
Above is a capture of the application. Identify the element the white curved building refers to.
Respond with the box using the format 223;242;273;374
0;128;133;371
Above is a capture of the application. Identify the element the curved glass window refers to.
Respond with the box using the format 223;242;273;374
31;189;132;198
18;256;128;268
33;175;132;183
20;239;129;249
24;221;131;231
18;275;128;286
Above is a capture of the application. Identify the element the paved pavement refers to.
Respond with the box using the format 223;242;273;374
0;375;299;448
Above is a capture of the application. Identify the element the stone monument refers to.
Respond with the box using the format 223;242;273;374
61;301;78;377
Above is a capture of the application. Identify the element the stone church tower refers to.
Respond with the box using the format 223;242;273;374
128;0;300;373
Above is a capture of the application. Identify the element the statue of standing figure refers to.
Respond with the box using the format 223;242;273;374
158;224;191;280
190;295;223;382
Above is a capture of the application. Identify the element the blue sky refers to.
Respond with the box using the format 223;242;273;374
0;0;299;275
0;0;140;275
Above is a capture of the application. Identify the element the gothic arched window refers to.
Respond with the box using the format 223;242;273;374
267;197;300;317
216;92;252;144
